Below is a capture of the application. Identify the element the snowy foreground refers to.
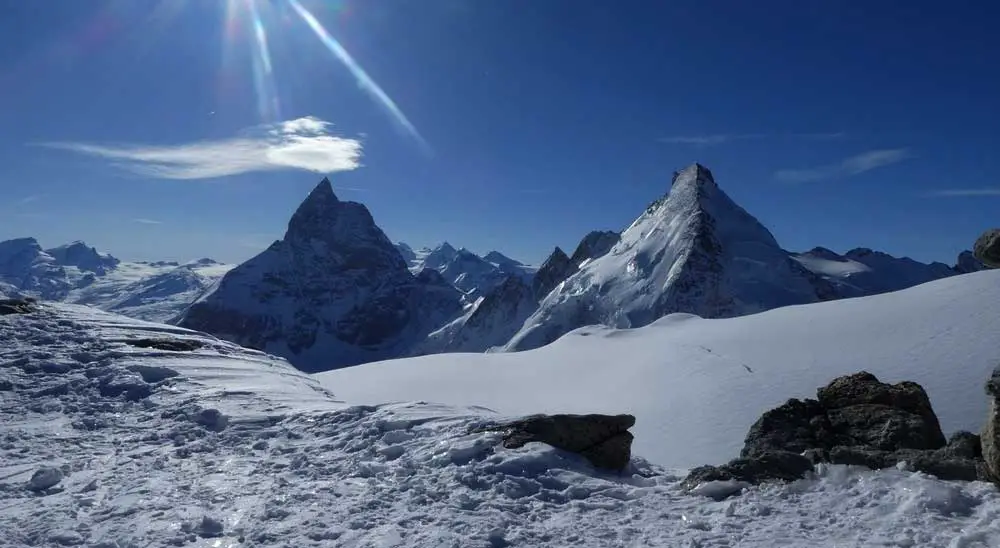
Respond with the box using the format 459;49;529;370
1;275;999;546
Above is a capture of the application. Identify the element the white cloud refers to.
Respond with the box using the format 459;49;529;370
132;218;164;225
924;188;1000;197
659;134;765;146
16;194;43;205
38;116;362;180
660;131;846;147
775;148;912;183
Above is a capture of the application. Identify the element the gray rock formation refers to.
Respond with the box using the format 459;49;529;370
685;372;992;496
0;297;36;315
479;413;636;471
974;229;1000;268
984;366;1000;483
531;247;576;300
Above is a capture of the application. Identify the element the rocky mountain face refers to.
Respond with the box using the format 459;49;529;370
179;178;464;372
504;164;828;352
397;241;535;302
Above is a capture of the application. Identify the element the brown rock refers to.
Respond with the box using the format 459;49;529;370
488;413;636;471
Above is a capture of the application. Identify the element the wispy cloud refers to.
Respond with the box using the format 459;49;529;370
659;131;846;147
923;188;1000;197
132;218;164;225
16;194;43;205
775;148;912;183
36;116;362;180
659;133;766;146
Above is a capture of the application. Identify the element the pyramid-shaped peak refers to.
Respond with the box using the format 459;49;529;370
286;177;347;241
671;163;717;189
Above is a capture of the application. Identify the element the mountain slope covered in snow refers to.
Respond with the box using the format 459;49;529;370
3;283;1000;546
323;269;1000;470
504;163;827;351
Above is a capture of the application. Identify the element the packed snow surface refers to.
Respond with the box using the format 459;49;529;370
323;270;1000;468
3;277;1000;546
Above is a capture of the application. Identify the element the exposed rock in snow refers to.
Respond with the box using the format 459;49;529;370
483;250;525;269
27;467;63;491
506;163;826;352
531;247;576;300
685;372;993;496
955;250;987;273
974;229;1000;268
179;178;464;371
482;413;636;471
984;366;1000;483
569;230;620;266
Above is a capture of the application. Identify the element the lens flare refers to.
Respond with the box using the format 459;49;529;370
247;0;280;122
286;0;428;151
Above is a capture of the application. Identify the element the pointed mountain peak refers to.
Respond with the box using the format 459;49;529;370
671;163;718;190
437;242;457;253
483;250;524;267
286;177;347;241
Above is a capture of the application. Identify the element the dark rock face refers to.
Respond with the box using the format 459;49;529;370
482;413;636;471
973;229;1000;268
687;372;992;496
532;247;576;300
569;230;620;265
984;366;1000;482
124;338;204;352
955;250;987;274
0;298;36;315
45;241;120;275
179;178;464;371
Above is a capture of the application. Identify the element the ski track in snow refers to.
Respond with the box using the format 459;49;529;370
2;303;1000;547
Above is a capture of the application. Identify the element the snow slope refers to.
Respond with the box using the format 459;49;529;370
322;269;1000;470
3;298;1000;546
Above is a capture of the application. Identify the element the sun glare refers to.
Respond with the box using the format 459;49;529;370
219;0;426;151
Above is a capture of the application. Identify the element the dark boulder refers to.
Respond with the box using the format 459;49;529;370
480;413;635;471
124;338;204;352
984;366;1000;483
0;298;36;315
686;371;992;497
973;229;1000;268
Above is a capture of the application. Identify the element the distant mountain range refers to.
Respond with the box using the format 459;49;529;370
0;238;230;322
2;164;986;371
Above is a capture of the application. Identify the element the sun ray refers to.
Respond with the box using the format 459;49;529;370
247;0;281;122
286;0;428;151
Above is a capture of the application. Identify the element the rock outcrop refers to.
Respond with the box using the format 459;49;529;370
684;372;993;496
984;366;1000;483
478;413;636;471
974;229;1000;268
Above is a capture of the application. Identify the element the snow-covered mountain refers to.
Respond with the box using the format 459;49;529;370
792;246;962;298
504;163;828;352
5;270;999;547
397;241;535;300
0;237;231;322
179;178;464;372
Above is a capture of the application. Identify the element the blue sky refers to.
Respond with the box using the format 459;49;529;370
1;0;997;266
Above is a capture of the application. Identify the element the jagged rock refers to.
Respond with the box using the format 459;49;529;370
0;298;36;315
569;230;620;265
973;229;1000;268
483;413;635;471
28;466;63;491
983;366;1000;483
125;338;204;352
682;450;814;491
955;250;987;274
532;247;576;300
687;372;991;497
